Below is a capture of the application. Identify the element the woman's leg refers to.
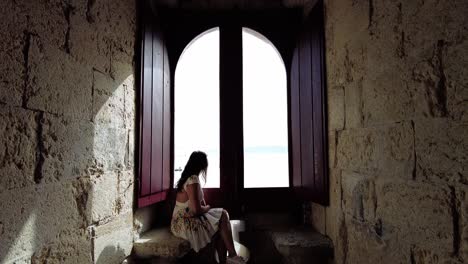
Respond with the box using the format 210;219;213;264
219;209;237;257
215;232;227;263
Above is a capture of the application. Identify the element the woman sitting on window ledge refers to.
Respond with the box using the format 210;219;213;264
171;151;247;264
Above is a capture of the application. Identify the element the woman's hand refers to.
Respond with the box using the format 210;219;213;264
201;204;211;213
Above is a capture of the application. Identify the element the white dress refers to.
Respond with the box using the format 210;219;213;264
170;174;224;252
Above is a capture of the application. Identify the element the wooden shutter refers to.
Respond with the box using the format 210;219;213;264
290;1;329;205
138;1;172;208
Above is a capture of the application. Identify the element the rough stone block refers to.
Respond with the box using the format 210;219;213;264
93;70;126;128
324;170;343;250
415;118;468;184
41;115;95;182
134;204;157;239
0;179;91;262
133;227;190;259
87;170;133;224
344;79;363;129
346;218;404;263
93;124;127;172
69;0;135;72
30;230;92;264
0;15;25;107
341;171;376;222
270;227;333;264
21;0;68;49
27;38;92;118
88;172;119;223
446;39;468;122
337;122;414;179
91;213;133;264
124;76;136;130
68;13;111;73
0;106;38;192
362;40;413;125
118;170;134;216
126;129;135;170
458;187;468;261
376;180;453;260
311;202;326;234
328;88;345;131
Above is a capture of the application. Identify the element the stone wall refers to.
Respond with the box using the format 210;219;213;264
314;0;468;263
0;0;136;263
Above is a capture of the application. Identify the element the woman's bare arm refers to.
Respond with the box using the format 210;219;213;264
186;183;210;215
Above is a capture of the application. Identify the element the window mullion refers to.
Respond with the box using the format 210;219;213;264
219;24;243;217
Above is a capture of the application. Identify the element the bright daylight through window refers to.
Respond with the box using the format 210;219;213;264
174;28;220;188
242;28;289;188
174;27;289;189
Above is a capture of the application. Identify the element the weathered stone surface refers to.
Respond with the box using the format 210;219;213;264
69;0;136;73
0;179;91;263
458;187;468;261
86;170;134;224
93;70;126;128
0;1;27;104
446;39;468;122
341;171;377;223
134;204;157;239
93;124;128;172
41;114;95;182
311;202;326;234
0;106;38;192
323;1;468;263
134;227;191;259
88;172;119;223
327;88;345;131
21;0;68;49
92;213;133;264
126;129;136;170
324;169;342;243
376;180;453;260
346;218;404;264
337;122;414;178
124;76;136;129
415;118;468;184
1;0;136;262
27;38;92;118
30;230;92;264
270;227;333;264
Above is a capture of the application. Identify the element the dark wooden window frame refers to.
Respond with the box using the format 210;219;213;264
136;0;329;213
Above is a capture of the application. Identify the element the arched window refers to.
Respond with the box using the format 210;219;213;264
174;28;220;188
242;28;289;188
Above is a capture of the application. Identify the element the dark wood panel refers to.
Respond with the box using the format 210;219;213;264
310;3;328;205
298;28;315;194
140;12;153;197
151;22;164;194
290;46;302;189
162;40;172;191
219;25;243;217
138;190;169;208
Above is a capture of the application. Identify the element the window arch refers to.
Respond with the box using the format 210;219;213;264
242;28;289;188
174;28;220;188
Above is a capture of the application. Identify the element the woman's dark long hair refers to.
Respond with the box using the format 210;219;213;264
176;151;208;192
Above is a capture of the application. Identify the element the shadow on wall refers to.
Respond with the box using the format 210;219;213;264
96;246;127;264
0;0;136;263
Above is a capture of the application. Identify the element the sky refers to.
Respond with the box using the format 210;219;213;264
174;27;289;188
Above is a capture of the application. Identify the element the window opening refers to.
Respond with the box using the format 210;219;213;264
242;28;289;188
174;28;220;188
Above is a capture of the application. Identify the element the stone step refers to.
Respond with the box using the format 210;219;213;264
133;227;191;259
269;227;333;264
132;224;250;263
